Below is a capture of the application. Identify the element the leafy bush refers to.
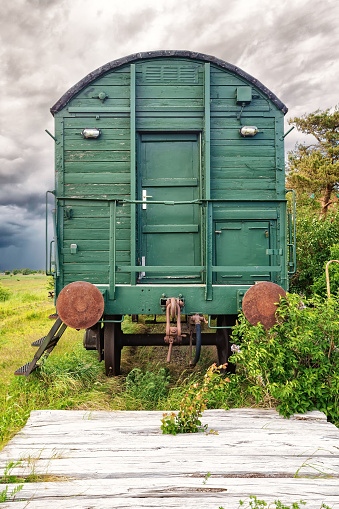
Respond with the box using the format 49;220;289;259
0;283;11;302
230;294;339;426
21;268;33;275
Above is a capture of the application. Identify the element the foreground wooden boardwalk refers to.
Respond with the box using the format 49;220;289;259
0;409;338;508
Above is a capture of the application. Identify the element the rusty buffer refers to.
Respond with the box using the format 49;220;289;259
242;281;286;329
57;281;105;330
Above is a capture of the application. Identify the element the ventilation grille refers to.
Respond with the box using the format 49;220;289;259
142;65;199;83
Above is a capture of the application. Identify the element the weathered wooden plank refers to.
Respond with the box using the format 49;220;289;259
63;184;130;196
64;217;130;229
211;138;275;147
64;173;130;185
70;98;130;108
210;156;276;168
211;100;270;111
136;118;204;130
211;179;276;191
63;205;130;218
136;98;204;108
63;251;129;263
211;145;276;158
74;85;131;99
211;168;275;179
94;73;130;86
63;240;129;251
64;161;130;173
210;69;248;85
136;85;203;99
63;228;129;240
212;189;276;200
0;410;337;509
64;139;130;151
64;151;130;162
63;274;129;285
63;117;130;128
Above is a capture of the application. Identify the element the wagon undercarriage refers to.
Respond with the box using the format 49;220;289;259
15;281;286;377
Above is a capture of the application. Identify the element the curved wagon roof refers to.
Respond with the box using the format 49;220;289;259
51;50;288;115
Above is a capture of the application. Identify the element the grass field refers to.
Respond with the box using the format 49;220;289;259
0;275;217;450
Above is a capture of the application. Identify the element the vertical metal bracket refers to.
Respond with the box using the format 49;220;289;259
130;64;137;285
109;200;116;300
237;290;245;311
204;63;212;301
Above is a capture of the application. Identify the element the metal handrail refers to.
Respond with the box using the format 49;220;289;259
286;189;296;275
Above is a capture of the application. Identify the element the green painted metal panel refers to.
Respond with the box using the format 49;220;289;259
96;284;252;315
214;221;272;283
236;86;252;103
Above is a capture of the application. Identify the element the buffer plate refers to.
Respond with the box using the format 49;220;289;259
56;281;104;329
242;282;286;329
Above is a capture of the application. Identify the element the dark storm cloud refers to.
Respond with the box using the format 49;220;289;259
0;222;26;249
0;191;45;214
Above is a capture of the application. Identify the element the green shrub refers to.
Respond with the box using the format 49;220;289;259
229;294;339;426
21;268;32;275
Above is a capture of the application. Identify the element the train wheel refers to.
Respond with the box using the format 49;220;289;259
104;317;122;376
215;315;237;373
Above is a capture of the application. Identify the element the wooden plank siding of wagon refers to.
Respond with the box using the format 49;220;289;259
0;409;338;508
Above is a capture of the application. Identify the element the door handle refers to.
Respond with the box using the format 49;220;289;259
142;189;152;209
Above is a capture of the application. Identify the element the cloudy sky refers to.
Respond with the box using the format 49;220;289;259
0;0;338;271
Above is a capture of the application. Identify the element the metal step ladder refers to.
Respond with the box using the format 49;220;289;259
14;318;67;377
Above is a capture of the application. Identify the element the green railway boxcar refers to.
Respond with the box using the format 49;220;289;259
16;51;295;378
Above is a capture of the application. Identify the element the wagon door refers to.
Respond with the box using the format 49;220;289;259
137;132;201;283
